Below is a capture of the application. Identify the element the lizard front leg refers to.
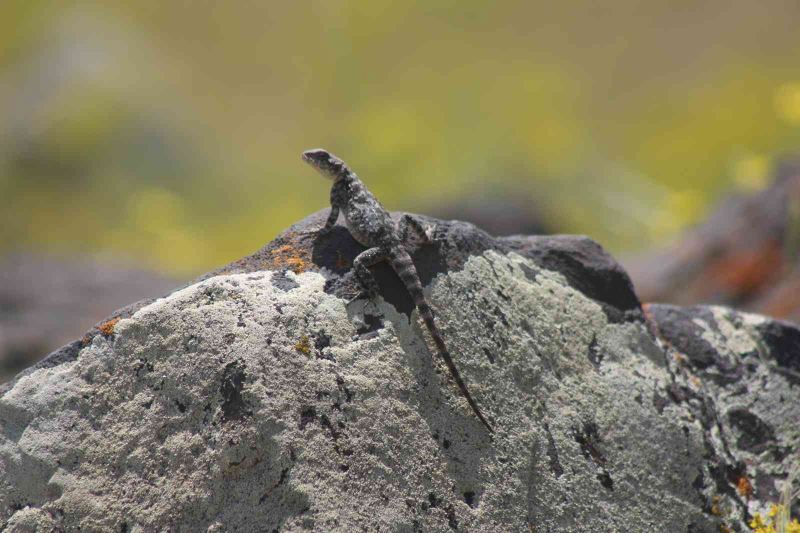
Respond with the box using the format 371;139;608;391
319;205;340;234
351;247;388;301
397;214;431;247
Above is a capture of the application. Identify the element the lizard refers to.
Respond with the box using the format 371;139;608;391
302;148;494;433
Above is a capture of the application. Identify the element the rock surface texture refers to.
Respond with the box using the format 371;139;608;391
1;210;798;532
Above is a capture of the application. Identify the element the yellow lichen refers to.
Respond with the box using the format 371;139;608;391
749;505;800;533
711;495;723;516
752;513;770;532
294;335;312;356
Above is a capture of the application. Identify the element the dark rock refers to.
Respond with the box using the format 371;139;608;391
756;318;800;372
506;234;642;319
646;304;720;369
726;408;776;453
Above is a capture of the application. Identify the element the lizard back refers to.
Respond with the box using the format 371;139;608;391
336;178;396;248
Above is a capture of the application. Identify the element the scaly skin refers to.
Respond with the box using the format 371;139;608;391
302;148;493;433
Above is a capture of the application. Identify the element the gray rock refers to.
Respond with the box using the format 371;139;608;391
0;211;797;532
647;304;800;518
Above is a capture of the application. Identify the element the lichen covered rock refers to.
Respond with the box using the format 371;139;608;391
0;211;797;532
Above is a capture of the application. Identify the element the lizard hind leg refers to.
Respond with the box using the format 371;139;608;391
351;247;388;301
397;214;431;247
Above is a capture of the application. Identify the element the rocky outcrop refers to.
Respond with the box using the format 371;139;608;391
0;211;797;532
626;159;800;323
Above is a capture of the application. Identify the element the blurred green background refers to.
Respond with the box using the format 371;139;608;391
2;0;800;276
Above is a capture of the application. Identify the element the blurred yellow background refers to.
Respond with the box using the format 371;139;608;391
2;1;800;275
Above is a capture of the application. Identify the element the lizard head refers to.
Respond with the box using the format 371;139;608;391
302;149;349;181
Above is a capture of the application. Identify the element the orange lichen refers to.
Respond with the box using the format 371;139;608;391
737;475;754;499
268;243;309;273
98;317;120;336
695;239;784;298
294;335;312;356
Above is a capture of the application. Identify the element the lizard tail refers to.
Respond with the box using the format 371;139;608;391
390;249;494;433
